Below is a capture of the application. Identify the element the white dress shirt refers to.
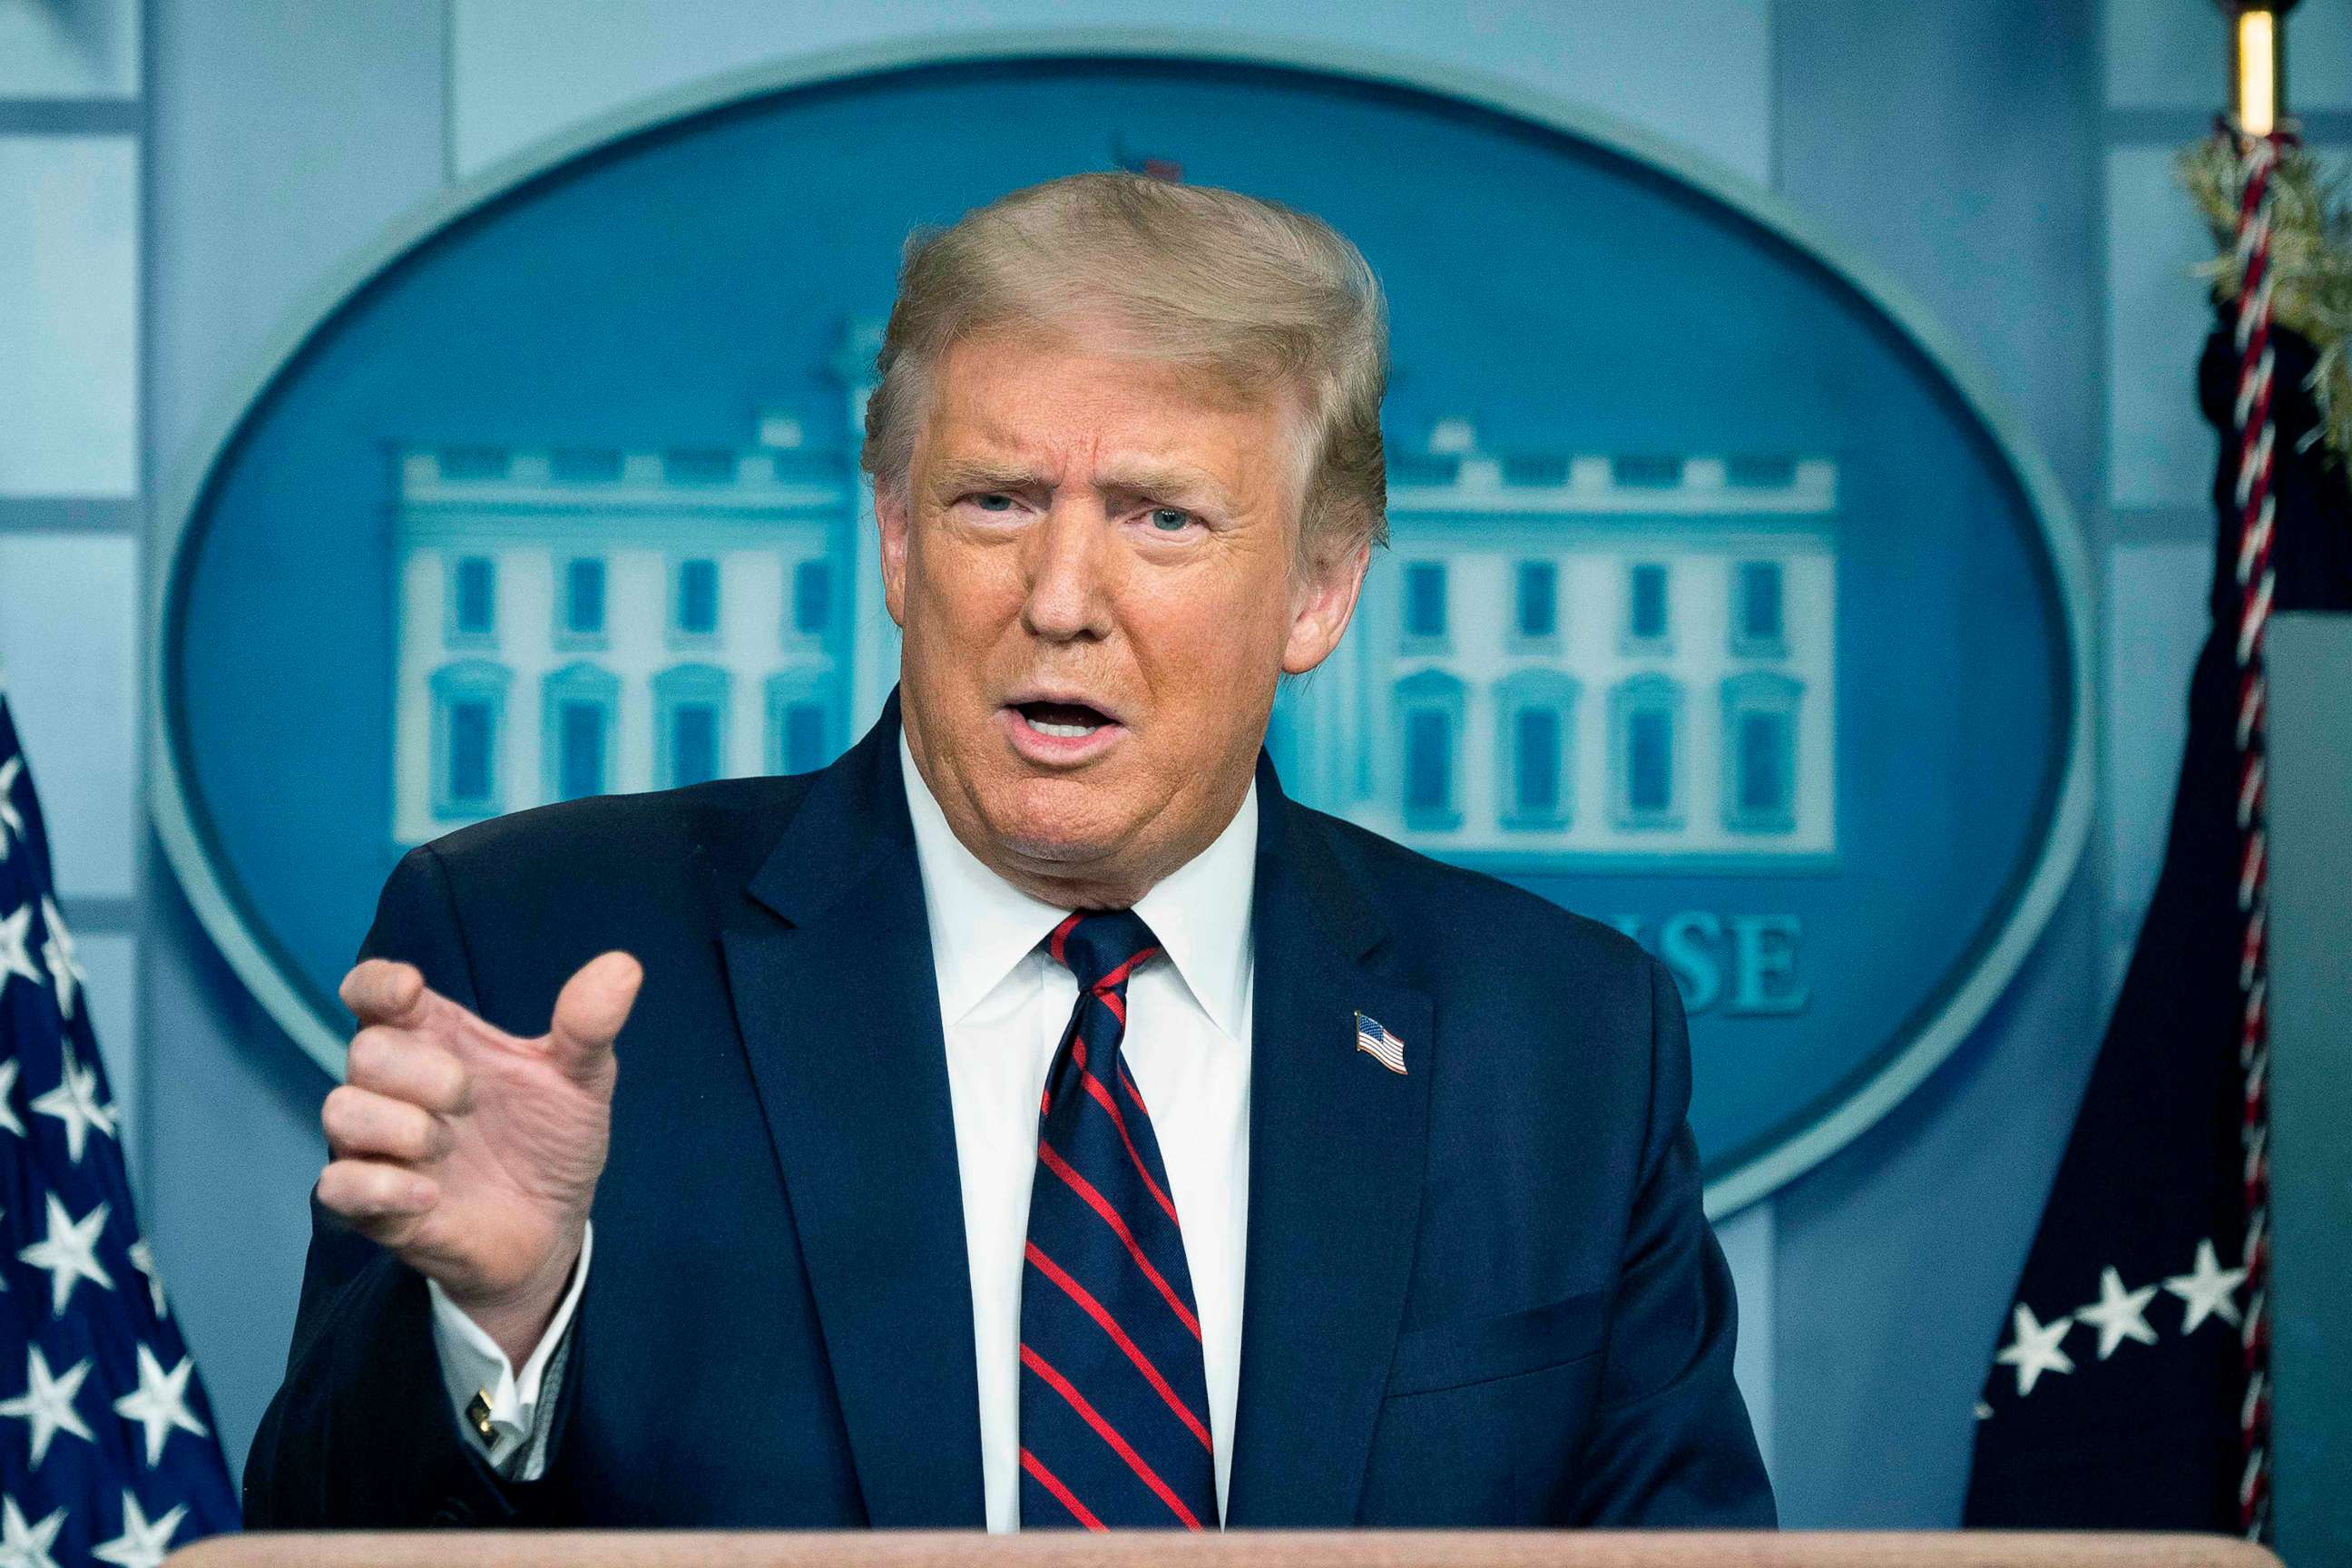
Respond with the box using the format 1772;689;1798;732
430;738;1258;1531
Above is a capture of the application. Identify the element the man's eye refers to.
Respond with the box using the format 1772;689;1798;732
971;493;1015;513
1148;507;1192;532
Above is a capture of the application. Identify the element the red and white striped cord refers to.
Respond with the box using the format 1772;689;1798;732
2226;122;2285;1544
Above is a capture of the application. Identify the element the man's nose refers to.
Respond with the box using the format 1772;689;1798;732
1020;499;1115;642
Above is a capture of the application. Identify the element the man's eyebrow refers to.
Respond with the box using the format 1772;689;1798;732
926;456;1242;516
1098;463;1240;515
927;456;1043;494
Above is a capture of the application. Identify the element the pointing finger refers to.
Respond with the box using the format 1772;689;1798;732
339;960;432;1029
546;951;642;1075
346;1026;472;1116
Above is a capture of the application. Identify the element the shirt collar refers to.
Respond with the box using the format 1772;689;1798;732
898;734;1258;1039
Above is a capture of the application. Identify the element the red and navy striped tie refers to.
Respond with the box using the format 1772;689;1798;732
1018;909;1218;1530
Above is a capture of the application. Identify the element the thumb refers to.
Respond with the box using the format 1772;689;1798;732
546;950;642;1073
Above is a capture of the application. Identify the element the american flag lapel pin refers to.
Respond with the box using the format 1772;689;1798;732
1354;1011;1407;1074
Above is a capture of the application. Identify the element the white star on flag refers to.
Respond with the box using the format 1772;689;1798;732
0;902;41;994
37;897;81;1021
92;1492;184;1568
113;1346;209;1467
0;1495;64;1568
1994;1301;2075;1396
0;756;24;860
17;1192;113;1317
2165;1237;2247;1334
2073;1266;2160;1359
0;1057;24;1139
31;1047;117;1164
0;691;235;1547
0;1344;94;1466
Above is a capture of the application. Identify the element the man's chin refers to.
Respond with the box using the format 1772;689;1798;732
977;786;1144;872
992;821;1127;870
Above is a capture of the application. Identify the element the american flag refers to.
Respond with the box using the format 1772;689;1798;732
0;688;237;1565
1354;1012;1406;1076
1965;315;2352;1530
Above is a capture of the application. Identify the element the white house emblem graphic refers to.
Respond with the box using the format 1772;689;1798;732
391;330;1836;873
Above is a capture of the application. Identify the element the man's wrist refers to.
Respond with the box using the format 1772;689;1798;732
443;1226;587;1370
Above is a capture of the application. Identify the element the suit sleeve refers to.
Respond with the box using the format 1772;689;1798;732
1567;954;1777;1527
241;844;581;1528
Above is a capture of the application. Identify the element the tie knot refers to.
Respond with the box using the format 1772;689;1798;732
1048;909;1160;994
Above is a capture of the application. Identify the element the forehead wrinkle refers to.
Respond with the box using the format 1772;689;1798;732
931;426;1251;518
926;350;1280;520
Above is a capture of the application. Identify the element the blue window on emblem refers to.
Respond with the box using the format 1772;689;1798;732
1740;561;1783;646
1628;708;1673;814
448;700;495;803
432;660;508;818
541;662;616;803
1740;710;1790;814
672;702;720;786
763;673;828;776
1516;563;1556;640
564;558;606;637
793;559;830;634
1629;564;1669;642
1515;707;1560;816
1720;670;1801;833
1405;709;1451;814
1405;563;1447;641
557;700;607;800
677;559;720;636
453;557;495;637
785;701;827;773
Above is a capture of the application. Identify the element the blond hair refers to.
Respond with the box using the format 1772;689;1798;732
860;172;1390;557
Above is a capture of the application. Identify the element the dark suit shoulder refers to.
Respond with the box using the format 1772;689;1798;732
414;773;817;898
1297;801;1652;995
384;775;821;1039
1285;799;1666;1120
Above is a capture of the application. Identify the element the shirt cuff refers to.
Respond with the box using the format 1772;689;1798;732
427;1222;593;1479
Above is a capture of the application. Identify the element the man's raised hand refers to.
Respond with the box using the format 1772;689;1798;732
319;951;642;1366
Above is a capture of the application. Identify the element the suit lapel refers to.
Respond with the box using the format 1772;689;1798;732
1225;768;1434;1525
719;698;985;1527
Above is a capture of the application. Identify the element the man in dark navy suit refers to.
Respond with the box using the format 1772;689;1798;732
246;173;1772;1532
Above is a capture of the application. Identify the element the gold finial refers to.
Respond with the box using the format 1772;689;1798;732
2222;0;2301;135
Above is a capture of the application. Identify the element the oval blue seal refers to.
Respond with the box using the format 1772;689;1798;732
152;34;2091;1215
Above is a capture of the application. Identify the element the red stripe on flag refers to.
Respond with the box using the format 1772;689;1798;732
1025;1240;1212;1450
1019;1446;1106;1532
1036;1142;1202;1338
1021;1344;1206;1530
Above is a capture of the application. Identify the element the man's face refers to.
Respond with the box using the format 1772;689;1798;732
877;324;1366;906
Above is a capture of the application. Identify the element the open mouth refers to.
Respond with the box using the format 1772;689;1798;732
1013;700;1115;738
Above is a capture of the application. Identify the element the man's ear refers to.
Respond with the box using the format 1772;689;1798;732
1281;537;1370;676
875;478;910;628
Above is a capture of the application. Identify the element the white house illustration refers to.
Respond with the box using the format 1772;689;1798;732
391;330;1837;871
1271;420;1838;868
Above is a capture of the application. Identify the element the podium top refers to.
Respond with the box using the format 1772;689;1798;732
166;1531;2285;1568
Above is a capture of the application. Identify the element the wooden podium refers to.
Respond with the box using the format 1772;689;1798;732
165;1532;2283;1567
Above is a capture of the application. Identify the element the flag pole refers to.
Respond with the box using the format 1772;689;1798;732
2213;0;2298;1541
